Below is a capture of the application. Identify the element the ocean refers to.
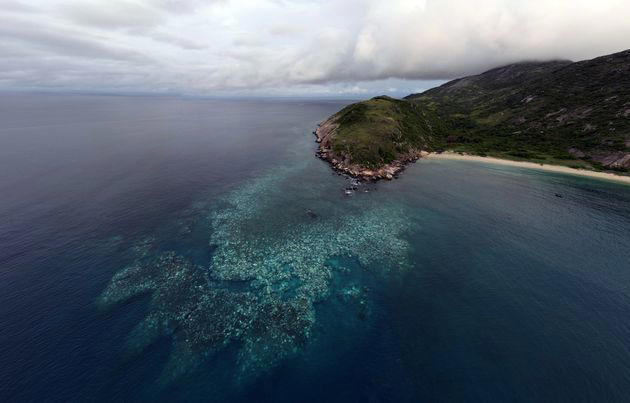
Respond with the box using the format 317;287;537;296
1;93;630;402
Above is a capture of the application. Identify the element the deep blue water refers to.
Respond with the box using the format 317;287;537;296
1;93;630;402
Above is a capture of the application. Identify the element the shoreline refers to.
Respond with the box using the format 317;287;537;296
313;116;630;185
424;152;630;185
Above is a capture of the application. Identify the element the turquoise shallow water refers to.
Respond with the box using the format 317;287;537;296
1;94;630;402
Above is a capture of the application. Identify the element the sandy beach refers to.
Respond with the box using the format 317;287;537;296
424;152;630;185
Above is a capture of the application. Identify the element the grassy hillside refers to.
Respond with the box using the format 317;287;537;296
323;49;630;172
328;96;442;168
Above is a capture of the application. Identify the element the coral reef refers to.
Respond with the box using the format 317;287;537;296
98;164;412;382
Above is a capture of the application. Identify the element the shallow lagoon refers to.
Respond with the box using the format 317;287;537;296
1;94;630;402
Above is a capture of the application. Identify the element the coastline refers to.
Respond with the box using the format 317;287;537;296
424;152;630;185
313;116;629;185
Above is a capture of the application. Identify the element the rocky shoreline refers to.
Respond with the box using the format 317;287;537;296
313;116;422;181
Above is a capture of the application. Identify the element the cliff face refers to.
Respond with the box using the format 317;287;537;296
317;49;630;177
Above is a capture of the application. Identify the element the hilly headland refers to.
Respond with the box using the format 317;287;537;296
315;49;630;181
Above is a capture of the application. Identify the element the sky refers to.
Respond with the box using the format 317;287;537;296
1;0;630;97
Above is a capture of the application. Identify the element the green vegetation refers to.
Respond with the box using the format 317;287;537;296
326;49;630;173
330;96;442;168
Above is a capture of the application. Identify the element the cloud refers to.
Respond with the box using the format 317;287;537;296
150;31;207;50
1;0;629;95
60;1;165;29
0;19;152;63
268;23;304;37
1;1;39;14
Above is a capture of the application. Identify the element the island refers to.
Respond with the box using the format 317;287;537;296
315;49;630;181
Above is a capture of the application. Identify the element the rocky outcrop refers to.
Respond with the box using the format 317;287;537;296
569;147;630;169
592;152;630;169
314;115;422;181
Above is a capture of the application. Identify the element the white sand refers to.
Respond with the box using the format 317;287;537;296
423;152;630;185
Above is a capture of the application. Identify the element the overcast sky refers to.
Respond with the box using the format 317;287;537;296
1;0;629;97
